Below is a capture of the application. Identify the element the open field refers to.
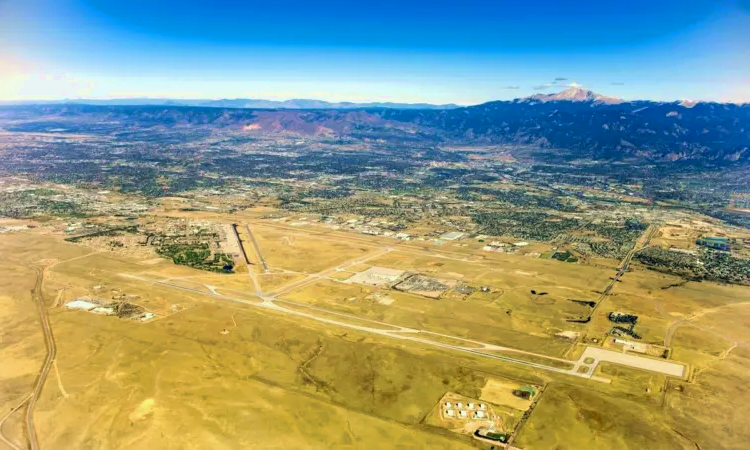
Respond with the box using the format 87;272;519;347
2;218;749;449
480;379;538;411
279;279;576;357
514;383;694;450
250;223;373;273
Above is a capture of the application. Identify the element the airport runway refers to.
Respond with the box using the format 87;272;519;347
121;273;687;382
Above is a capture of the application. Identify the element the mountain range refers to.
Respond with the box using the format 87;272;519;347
0;97;460;110
1;87;748;165
524;86;623;104
3;87;745;110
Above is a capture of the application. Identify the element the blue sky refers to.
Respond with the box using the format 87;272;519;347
1;0;748;104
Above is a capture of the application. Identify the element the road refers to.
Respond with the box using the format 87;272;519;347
24;267;56;450
586;223;659;321
0;394;32;450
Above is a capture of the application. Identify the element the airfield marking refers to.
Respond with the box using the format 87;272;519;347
244;224;269;273
120;273;687;382
268;247;394;297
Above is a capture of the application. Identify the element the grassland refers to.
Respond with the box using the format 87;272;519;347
250;224;373;273
514;383;693;450
2;216;750;450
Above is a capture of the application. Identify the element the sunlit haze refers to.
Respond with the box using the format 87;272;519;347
1;0;749;104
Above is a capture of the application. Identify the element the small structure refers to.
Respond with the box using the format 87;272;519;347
468;403;476;410
696;237;730;251
394;274;450;298
445;409;455;417
444;402;453;408
348;267;405;286
459;410;468;418
614;338;649;354
65;299;98;311
474;410;485;419
441;231;465;241
512;386;536;400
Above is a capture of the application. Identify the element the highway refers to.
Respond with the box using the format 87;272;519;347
0;394;32;450
25;267;56;450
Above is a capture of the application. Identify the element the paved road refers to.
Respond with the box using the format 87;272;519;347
25;267;56;450
586;223;659;320
0;394;32;450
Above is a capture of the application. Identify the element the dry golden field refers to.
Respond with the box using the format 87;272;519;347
2;216;750;450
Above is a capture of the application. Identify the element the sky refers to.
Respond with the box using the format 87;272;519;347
0;0;748;104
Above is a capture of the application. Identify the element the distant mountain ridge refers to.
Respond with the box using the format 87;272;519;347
2;90;748;165
0;98;460;110
2;87;745;109
524;86;623;104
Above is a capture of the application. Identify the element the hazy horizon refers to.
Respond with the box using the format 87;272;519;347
1;0;749;104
